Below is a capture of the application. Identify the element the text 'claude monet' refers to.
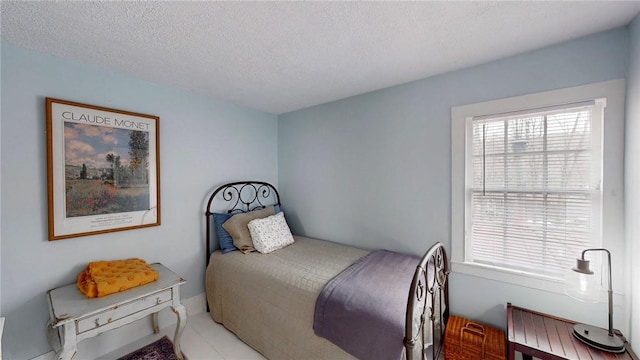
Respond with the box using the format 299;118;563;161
62;111;150;130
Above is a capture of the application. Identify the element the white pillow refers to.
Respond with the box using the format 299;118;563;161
247;212;295;254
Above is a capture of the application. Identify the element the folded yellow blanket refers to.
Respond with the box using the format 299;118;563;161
77;258;159;298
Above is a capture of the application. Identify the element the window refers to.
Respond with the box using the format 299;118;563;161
451;80;625;291
469;101;604;277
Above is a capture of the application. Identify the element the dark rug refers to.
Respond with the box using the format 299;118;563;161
117;336;180;360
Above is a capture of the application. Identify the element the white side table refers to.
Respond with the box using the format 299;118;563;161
47;263;187;360
1;317;5;360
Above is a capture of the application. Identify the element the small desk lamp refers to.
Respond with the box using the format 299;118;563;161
565;248;625;353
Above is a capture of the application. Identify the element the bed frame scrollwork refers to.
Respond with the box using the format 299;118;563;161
405;242;450;360
205;181;280;267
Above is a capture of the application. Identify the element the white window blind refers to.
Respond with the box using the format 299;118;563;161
467;100;604;278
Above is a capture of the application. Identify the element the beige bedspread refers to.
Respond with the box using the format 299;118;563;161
206;235;369;360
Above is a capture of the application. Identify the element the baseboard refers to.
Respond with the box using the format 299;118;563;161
31;292;206;360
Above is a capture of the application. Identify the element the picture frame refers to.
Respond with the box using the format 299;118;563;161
46;98;160;240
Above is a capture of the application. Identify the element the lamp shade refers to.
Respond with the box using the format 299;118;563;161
564;260;600;303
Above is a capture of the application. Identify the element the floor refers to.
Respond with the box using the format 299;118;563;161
98;312;266;360
100;312;530;360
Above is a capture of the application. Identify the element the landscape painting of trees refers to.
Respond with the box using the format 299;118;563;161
47;98;160;240
64;123;150;217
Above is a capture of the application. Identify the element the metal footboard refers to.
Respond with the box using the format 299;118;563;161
404;242;450;360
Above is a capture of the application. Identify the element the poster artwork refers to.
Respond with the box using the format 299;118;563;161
47;98;160;240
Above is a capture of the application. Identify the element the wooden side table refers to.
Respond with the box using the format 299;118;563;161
507;303;638;360
47;263;187;360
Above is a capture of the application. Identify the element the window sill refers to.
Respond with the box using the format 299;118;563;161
451;260;567;294
451;260;626;307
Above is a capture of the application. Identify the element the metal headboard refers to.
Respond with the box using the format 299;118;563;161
404;242;450;360
205;181;281;266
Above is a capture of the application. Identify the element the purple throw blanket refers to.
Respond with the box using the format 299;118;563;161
313;249;420;360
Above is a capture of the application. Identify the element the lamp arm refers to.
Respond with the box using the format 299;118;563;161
580;248;614;337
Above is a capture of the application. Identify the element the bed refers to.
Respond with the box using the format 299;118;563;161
204;181;449;360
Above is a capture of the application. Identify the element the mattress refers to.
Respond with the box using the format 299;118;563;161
205;235;369;360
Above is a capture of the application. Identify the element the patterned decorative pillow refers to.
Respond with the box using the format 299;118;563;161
222;206;275;254
247;212;295;254
215;205;283;254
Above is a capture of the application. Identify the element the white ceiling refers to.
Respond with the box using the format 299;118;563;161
2;1;640;115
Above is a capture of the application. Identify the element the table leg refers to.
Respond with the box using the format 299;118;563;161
508;341;515;360
47;320;62;354
55;323;77;360
152;312;160;333
172;304;187;360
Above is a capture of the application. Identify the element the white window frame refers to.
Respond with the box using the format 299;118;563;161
451;79;626;294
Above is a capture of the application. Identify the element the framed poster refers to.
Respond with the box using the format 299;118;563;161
46;98;160;240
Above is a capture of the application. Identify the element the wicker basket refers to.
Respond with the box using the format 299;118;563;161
444;315;506;360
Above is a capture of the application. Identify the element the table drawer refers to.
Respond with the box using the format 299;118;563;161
76;289;172;334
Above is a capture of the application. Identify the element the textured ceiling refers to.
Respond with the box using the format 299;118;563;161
2;1;640;114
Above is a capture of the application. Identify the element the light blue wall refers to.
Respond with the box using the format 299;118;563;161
279;28;629;332
1;20;637;359
0;44;278;359
625;13;640;347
